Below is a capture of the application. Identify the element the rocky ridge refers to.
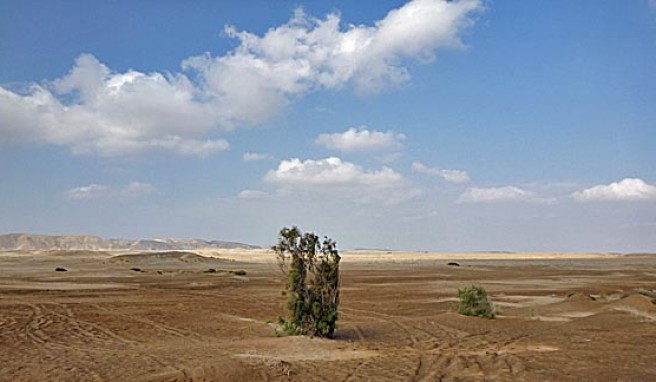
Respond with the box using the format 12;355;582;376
0;233;259;251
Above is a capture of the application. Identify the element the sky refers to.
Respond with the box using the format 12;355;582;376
1;0;655;252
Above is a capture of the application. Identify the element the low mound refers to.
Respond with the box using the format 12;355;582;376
109;251;209;264
44;250;112;258
505;292;602;321
608;294;656;312
566;292;597;303
544;293;601;314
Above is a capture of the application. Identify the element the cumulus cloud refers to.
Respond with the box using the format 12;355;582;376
185;0;482;99
264;157;401;186
0;0;481;156
264;157;420;204
0;55;229;157
65;181;157;200
316;127;405;152
411;161;469;184
243;152;273;162
457;186;556;204
572;178;656;202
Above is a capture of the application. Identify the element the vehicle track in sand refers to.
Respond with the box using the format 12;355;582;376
339;305;532;381
0;301;187;382
92;303;204;342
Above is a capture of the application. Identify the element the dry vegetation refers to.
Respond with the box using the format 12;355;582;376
0;249;655;381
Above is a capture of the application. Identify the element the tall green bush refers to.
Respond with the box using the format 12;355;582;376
272;226;341;337
457;285;495;318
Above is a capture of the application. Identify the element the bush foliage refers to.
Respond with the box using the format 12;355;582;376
457;285;496;318
272;226;341;338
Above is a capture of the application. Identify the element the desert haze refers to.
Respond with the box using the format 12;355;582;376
0;235;655;381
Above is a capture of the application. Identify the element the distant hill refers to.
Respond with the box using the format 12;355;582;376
0;233;260;251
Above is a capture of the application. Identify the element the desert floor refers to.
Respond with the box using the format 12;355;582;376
1;250;655;381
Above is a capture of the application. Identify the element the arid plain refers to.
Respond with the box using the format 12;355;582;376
1;249;655;381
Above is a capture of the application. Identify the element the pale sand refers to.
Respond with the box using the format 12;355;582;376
1;249;654;381
195;248;620;264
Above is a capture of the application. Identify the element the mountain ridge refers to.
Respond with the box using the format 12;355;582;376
0;233;260;251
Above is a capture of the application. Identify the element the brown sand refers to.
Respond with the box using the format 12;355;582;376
0;250;655;381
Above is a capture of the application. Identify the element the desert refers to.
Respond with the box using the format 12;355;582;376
2;1;654;381
1;246;655;381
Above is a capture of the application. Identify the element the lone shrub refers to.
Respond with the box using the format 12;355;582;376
272;226;341;338
457;285;495;318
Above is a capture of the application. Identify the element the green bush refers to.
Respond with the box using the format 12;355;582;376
233;270;247;276
272;226;341;338
457;285;495;318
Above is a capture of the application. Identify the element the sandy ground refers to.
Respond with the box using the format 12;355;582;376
1;249;655;381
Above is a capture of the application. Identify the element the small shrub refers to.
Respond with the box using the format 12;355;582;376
457;285;495;318
233;270;247;276
130;267;143;272
204;268;217;273
55;267;68;272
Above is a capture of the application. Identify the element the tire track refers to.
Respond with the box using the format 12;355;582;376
341;359;372;382
42;303;137;346
8;303;108;382
340;306;531;381
20;303;136;348
93;303;204;343
5;301;188;381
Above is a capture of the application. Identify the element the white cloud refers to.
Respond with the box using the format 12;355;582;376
65;181;157;200
457;186;556;204
65;184;113;200
237;189;272;200
264;157;401;186
185;0;482;99
243;152;273;162
411;161;470;184
0;0;482;156
316;127;405;152
0;55;229;157
264;157;420;204
572;178;656;202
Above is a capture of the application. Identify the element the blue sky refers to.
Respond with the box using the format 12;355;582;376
1;0;655;252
